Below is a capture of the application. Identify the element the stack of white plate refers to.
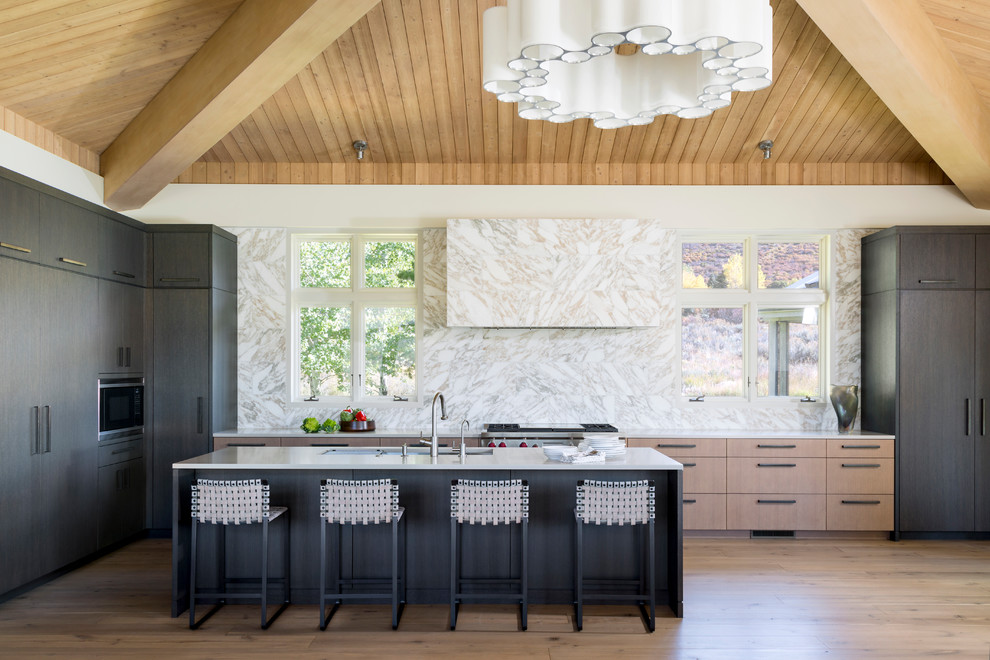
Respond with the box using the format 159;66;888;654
543;445;577;462
579;434;626;458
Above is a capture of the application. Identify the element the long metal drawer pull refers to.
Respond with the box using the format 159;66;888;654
0;241;31;253
159;277;200;283
44;405;51;453
32;406;40;455
757;444;796;449
841;500;881;505
658;443;696;448
231;442;265;447
682;462;697;467
196;397;204;434
841;444;881;449
841;463;881;468
111;447;136;455
982;399;986;437
917;279;956;284
112;270;135;278
966;398;972;436
757;499;796;504
58;257;87;267
312;443;346;447
757;463;796;467
683;499;697;504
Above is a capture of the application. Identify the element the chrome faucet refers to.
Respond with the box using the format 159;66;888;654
459;419;470;461
422;392;448;459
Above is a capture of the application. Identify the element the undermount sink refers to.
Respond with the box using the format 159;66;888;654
321;446;494;457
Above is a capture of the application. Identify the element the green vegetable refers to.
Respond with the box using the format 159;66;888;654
300;417;321;433
321;418;339;433
339;408;355;423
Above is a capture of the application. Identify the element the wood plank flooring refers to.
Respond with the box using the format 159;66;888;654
1;537;989;658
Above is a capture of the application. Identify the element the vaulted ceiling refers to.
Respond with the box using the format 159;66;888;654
0;0;988;211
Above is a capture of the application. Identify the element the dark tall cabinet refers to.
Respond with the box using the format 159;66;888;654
150;226;237;530
862;227;990;535
0;207;99;595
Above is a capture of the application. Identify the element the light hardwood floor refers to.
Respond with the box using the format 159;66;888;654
1;537;989;659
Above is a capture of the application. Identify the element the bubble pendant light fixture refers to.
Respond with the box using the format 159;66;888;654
482;0;774;129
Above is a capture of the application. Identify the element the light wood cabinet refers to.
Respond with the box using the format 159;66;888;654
726;437;825;457
727;494;826;531
682;494;726;530
638;434;894;532
727;458;826;494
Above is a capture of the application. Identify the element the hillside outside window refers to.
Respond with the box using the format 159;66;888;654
679;235;828;403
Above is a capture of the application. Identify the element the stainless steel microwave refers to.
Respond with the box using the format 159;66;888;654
99;377;144;437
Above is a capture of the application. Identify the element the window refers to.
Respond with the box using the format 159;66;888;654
679;235;828;402
291;233;419;405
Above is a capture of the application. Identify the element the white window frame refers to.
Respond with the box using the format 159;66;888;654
289;231;422;407
677;232;832;406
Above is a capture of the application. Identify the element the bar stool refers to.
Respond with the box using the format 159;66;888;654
189;478;290;630
574;479;656;632
319;478;406;630
449;478;529;631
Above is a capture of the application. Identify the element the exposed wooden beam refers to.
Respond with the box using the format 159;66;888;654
100;0;380;210
796;0;990;209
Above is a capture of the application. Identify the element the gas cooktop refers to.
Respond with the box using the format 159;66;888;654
483;423;618;434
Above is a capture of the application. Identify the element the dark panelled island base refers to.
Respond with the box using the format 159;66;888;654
171;447;683;619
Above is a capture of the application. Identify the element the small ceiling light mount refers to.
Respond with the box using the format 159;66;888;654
758;139;773;159
353;140;368;161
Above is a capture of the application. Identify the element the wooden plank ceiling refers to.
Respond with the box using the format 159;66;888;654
6;0;990;193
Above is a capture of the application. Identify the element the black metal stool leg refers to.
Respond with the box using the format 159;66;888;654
449;517;458;630
575;518;583;631
261;518;269;629
189;519;197;629
521;518;528;631
391;516;400;629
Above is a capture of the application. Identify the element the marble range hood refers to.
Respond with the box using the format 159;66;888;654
446;218;664;328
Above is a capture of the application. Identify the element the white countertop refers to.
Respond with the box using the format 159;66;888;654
215;428;894;440
174;446;683;471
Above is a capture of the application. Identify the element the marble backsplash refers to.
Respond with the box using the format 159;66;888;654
227;225;874;432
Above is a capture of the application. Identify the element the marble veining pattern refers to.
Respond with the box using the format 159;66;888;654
447;218;664;327
230;225;868;433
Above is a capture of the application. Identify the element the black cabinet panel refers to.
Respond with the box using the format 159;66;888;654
0;176;40;263
975;292;990;531
152;289;211;529
99;280;145;374
153;232;211;287
0;259;43;594
100;217;147;286
861;233;896;295
40;267;99;570
898;290;975;532
39;195;99;275
977;235;990;290
898;233;974;290
861;291;897;434
98;457;146;548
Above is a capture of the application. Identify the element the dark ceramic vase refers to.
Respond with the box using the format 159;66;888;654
829;385;859;434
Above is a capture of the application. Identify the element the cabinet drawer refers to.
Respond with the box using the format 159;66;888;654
826;458;894;494
213;436;278;450
683;494;726;530
631;437;725;457
826;438;894;458
727;494;825;530
727;458;825;493
726;438;825;457
98;437;143;467
281;436;381;447
680;457;726;492
826;495;893;530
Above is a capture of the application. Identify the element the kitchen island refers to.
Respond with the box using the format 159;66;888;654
171;447;683;618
